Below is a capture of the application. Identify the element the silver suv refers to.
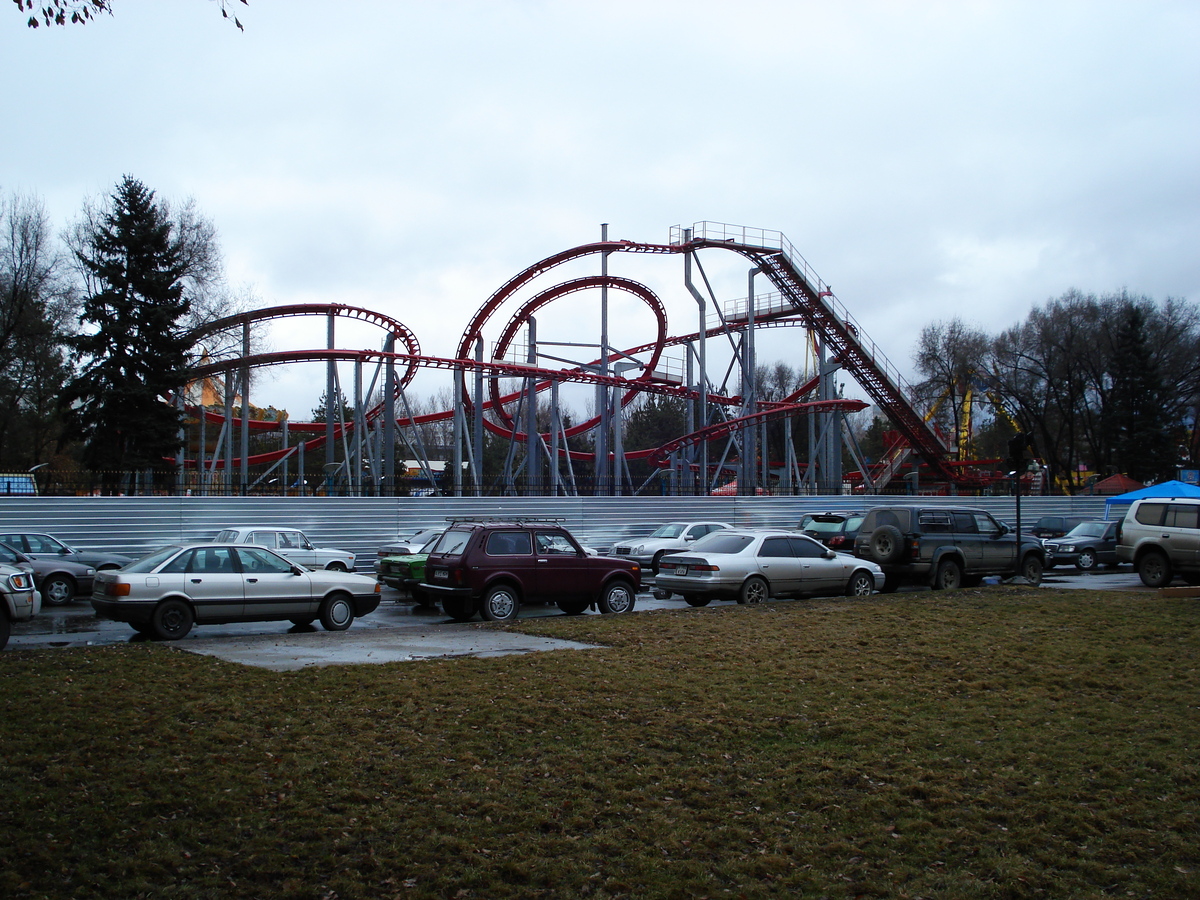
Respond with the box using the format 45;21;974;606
0;563;39;650
1115;497;1200;587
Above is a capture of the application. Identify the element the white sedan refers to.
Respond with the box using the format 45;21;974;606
654;529;882;606
91;544;382;640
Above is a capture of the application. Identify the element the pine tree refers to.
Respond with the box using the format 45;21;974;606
1107;304;1177;482
61;176;193;482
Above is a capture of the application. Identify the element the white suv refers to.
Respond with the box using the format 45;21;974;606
1116;497;1200;587
0;563;39;650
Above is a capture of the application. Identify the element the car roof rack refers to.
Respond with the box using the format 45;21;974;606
443;516;567;525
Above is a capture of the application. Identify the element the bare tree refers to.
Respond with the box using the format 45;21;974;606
913;319;991;460
0;191;74;467
17;0;246;30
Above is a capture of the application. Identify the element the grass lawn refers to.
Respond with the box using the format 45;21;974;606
1;586;1198;899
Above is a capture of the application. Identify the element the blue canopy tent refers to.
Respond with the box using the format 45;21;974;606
1104;479;1200;519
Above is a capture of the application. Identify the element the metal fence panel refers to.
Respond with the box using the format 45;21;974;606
0;494;1114;571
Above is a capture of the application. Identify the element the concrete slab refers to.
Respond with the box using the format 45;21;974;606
182;626;600;671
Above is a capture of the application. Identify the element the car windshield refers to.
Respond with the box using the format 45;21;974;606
688;533;755;555
124;546;184;573
648;524;687;539
802;518;844;534
1065;522;1107;538
214;530;238;543
417;532;443;553
432;529;472;555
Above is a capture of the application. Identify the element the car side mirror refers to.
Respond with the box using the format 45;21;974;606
291;565;305;576
824;550;836;559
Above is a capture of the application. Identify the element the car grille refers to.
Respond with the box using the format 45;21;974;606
613;546;632;555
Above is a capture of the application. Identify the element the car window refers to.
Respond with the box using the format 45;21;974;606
1134;503;1166;526
952;512;978;534
1166;504;1200;529
648;524;687;539
0;543;23;565
433;529;473;555
486;531;533;556
844;516;864;533
975;514;1002;537
758;536;794;558
536;532;577;555
214;530;238;543
192;548;235;573
248;531;278;548
160;550;192;574
125;546;185;573
789;536;827;558
919;511;953;533
690;533;755;554
803;518;843;535
236;547;295;573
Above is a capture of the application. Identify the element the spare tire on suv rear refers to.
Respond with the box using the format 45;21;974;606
868;525;905;564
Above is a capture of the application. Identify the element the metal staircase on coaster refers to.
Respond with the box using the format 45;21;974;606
665;222;958;485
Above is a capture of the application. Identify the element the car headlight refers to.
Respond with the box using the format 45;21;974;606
86;568;96;575
1060;544;1075;552
8;572;32;591
633;544;644;555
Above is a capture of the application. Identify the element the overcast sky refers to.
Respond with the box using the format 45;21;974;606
4;0;1198;419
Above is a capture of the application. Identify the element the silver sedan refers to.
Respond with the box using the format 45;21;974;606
654;529;883;606
91;543;382;640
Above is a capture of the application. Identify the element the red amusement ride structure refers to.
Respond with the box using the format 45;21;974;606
179;222;977;497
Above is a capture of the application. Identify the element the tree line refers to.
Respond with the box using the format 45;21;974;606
912;294;1200;491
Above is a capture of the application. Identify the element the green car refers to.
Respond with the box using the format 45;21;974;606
374;531;442;599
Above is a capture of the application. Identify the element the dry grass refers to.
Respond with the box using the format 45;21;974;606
1;587;1198;899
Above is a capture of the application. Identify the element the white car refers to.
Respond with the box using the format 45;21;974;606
213;527;355;571
653;529;882;606
376;526;443;559
611;521;732;573
0;563;39;650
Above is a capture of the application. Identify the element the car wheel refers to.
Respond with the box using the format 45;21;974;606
651;551;667;575
1137;550;1172;588
442;596;476;622
869;526;905;565
932;559;962;591
481;585;519;623
319;593;355;631
1022;555;1044;586
42;574;76;606
151;599;194;641
1075;549;1096;571
738;576;768;604
289;616;316;627
598;580;635;615
325;562;349;572
683;594;710;607
846;570;875;597
557;599;589;615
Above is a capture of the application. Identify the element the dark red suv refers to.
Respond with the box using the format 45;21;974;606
420;519;641;623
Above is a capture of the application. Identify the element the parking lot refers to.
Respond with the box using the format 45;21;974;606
4;565;1159;671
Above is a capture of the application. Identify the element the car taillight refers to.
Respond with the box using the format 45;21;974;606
829;536;845;548
105;582;131;597
690;564;720;572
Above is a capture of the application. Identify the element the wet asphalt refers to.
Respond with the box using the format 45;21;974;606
4;566;1161;671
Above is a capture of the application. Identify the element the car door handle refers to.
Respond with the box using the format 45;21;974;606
190;578;202;583
247;578;258;583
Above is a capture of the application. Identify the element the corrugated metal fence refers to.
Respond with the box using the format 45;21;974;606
0;494;1114;570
